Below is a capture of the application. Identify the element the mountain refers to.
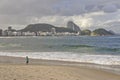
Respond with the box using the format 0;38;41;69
81;29;91;35
19;23;115;36
67;21;81;33
91;28;115;36
20;23;75;33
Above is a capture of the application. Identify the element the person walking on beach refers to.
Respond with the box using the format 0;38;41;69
26;56;29;64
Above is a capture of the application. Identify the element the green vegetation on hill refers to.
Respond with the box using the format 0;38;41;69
91;28;114;36
81;29;91;35
20;23;75;33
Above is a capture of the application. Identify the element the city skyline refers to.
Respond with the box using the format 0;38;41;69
0;0;120;33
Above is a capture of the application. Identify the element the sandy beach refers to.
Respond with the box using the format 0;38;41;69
0;56;120;80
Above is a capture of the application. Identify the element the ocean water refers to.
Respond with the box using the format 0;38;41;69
0;36;120;65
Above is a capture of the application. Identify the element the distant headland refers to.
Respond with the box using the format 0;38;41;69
0;21;115;36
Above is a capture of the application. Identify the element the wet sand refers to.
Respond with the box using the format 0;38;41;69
0;56;120;80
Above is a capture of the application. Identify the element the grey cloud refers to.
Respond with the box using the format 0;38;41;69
0;0;57;16
0;0;120;33
0;0;57;28
53;0;85;16
102;4;117;13
1;0;120;16
85;5;96;12
54;0;120;15
53;0;101;15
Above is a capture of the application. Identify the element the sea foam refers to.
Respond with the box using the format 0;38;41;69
0;52;120;65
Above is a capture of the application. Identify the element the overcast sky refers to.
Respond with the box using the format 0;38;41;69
0;0;120;33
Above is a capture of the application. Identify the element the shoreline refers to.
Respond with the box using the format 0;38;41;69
0;55;120;74
0;56;120;80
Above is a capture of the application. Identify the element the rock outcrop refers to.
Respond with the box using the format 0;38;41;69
67;21;81;33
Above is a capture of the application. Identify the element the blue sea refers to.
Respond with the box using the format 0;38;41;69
0;36;120;65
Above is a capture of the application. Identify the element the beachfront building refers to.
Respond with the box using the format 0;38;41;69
0;29;3;36
1;26;81;36
51;28;56;35
24;32;35;36
2;26;17;36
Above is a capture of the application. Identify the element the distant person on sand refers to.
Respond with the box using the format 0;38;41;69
26;56;29;64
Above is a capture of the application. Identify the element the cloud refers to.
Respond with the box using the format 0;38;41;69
1;0;119;17
0;0;57;16
87;10;120;33
29;11;105;30
102;4;117;13
0;0;120;33
54;0;120;15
